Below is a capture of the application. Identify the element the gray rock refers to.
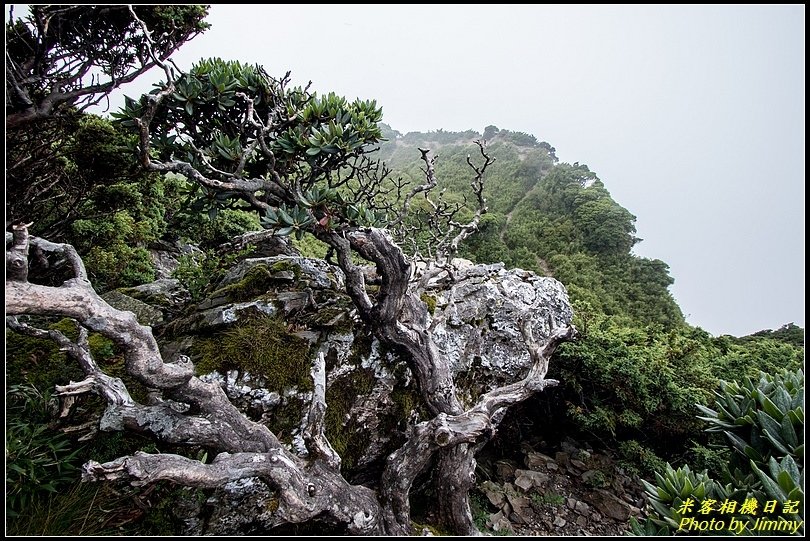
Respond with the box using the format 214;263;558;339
219;256;344;291
204;477;278;534
587;489;634;521
555;451;571;468
481;480;506;507
101;290;164;326
495;459;519;480
125;278;190;311
429;266;572;399
514;469;550;491
158;258;573;534
575;500;590;515
172;299;279;333
581;469;604;485
150;240;203;279
570;459;588;471
487;510;513;534
525;451;555;471
506;492;534;524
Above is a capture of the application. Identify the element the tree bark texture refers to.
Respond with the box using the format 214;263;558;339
6;222;573;535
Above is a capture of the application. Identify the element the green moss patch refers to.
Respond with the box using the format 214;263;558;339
324;368;376;471
419;292;437;315
192;315;312;392
6;318;117;390
208;264;277;303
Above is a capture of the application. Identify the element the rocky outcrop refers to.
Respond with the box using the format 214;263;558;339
148;239;204;280
100;290;165;327
477;438;645;536
126;254;573;534
426;261;572;404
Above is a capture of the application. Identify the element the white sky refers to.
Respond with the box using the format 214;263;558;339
21;4;807;336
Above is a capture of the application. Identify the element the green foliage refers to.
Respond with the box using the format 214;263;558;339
261;189;387;239
637;368;804;536
744;323;804;348
172;253;210;302
553;312;715;448
8;483;102;535
5;318;118;390
384;131;681;328
400;128;480;145
696;369;804;472
628;515;670;536
173;205;262;249
207;263;282;303
292;232;330;259
687;442;732;481
6;385;83;516
420;293;437;315
750;455;803;511
6;5;209;124
7;114;180;290
7;481;190;536
618;440;667;478
469;491;502;534
120;57;383;181
114;57;388;245
263;204;316;239
530;490;566;506
82;245;155;290
548;299;804;467
640;463;723;533
172;245;255;302
706;335;804;381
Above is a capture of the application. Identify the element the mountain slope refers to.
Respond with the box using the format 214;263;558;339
378;124;683;328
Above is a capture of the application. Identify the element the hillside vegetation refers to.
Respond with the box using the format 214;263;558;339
376;124;803;469
7;114;802;534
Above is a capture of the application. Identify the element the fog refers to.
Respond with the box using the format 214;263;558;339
18;5;805;336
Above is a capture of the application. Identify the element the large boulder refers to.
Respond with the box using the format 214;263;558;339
133;255;573;533
100;290;164;327
427;261;573;404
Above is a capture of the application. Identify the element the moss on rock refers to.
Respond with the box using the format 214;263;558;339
208;264;276;303
324;367;376;471
420;292;437;315
191;315;312;392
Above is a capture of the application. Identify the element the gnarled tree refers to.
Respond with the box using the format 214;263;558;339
6;5;209;128
6;10;575;535
6;5;209;241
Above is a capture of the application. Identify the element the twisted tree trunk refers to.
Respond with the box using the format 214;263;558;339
5;226;573;535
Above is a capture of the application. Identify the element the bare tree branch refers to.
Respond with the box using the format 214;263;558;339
6;223;33;281
379;323;575;533
83;450;383;533
302;352;342;470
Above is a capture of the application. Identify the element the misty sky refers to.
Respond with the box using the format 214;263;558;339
48;5;807;336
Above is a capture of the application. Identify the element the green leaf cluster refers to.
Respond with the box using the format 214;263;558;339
6;385;83;516
636;368;804;536
698;370;803;459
